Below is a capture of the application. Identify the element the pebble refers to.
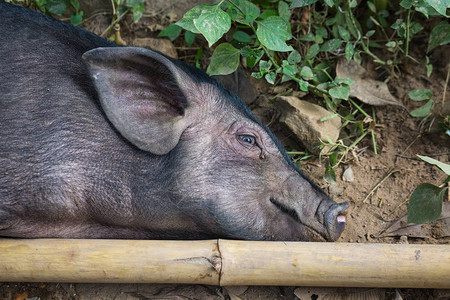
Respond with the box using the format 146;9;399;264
342;166;355;182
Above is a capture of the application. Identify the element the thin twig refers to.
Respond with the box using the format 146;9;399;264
100;9;129;38
442;62;449;110
385;198;409;217
363;169;401;203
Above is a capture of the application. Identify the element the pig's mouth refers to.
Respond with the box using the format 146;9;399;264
269;197;327;241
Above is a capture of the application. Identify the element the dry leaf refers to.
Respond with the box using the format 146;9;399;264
336;59;407;109
294;287;385;300
380;202;450;238
13;292;29;300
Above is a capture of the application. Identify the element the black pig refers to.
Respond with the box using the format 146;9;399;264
0;2;348;241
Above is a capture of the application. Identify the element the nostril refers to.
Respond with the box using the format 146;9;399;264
324;202;349;241
336;214;346;224
325;203;349;223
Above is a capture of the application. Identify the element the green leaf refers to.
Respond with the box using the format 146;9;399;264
259;60;272;72
35;0;47;13
385;41;396;48
366;30;376;38
282;63;298;77
367;1;377;12
207;43;240;75
287;50;302;64
315;26;328;38
408;183;444;224
338;25;350;41
233;30;252;43
324;161;336;184
251;72;263;79
157;24;182;41
410;21;424;35
428;21;450;52
306;43;320;59
426;56;433;77
415;3;441;18
227;0;260;25
320;113;339;122
417;155;450;175
300;66;313;79
278;1;291;22
344;9;362;39
335;77;354;85
345;43;354;62
410;99;434;117
291;0;319;9
185;30;196;46
400;0;413;9
194;47;203;68
70;11;83;25
256;16;293;52
240;46;251;58
329;151;338;165
132;3;145;23
265;72;276;84
320;39;343;52
298;79;309;91
70;0;80;11
46;0;67;14
329;85;350;100
300;33;315;42
323;0;334;7
126;0;145;6
408;89;433;101
424;0;448;16
241;48;264;68
258;9;277;20
176;4;211;34
194;7;231;46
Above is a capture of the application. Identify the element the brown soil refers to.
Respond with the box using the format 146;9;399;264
1;1;449;299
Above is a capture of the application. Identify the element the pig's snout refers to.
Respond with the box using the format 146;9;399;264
324;202;349;241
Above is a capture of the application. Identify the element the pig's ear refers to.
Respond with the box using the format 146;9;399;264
82;47;195;155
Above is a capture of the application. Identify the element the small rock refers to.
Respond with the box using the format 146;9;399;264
277;96;341;154
342;166;355;182
329;183;344;196
132;38;178;59
272;85;289;95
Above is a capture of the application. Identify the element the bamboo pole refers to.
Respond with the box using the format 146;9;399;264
219;240;450;288
0;239;220;284
0;238;449;288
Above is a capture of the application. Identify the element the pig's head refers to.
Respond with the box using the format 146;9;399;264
83;47;348;241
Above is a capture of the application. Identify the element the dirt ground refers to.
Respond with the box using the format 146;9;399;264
1;1;449;299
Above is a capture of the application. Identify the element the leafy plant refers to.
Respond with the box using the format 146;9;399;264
408;155;450;224
116;0;146;24
158;0;448;176
7;0;84;25
408;88;434;118
161;0;450;97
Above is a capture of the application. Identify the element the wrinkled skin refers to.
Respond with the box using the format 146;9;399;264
0;3;348;241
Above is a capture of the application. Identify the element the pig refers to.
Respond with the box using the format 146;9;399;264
0;2;348;241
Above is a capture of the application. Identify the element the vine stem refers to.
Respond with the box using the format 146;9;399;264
405;8;411;58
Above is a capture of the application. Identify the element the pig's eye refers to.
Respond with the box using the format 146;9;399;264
237;134;257;146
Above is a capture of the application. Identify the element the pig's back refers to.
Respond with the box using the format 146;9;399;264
0;3;134;212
